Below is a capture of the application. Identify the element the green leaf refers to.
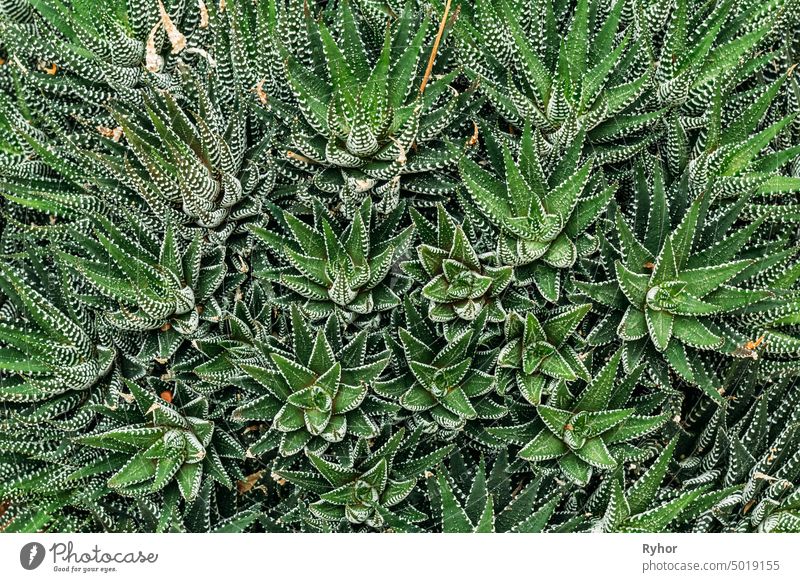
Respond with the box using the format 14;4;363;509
271;354;317;390
176;462;203;502
621;489;705;532
519;430;568;461
542;303;591;346
672;317;723;349
559;453;592;485
646;308;674;352
627;436;679;514
575;437;617;469
440;387;478;419
514;489;564;533
679;261;751;298
615;262;649;307
575;348;621;412
436;469;473;533
108;452;155;489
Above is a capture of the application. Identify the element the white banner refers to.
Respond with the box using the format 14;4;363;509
1;533;798;582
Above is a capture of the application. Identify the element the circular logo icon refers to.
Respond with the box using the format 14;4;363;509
20;542;46;570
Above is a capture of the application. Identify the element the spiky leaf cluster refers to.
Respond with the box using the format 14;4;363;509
460;122;612;302
252;197;413;324
233;305;390;457
403;204;527;323
274;1;473;215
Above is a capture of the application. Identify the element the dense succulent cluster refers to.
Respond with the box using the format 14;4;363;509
2;0;800;534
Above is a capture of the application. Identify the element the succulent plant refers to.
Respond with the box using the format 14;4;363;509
233;306;389;457
402;204;531;323
79;379;244;502
428;451;567;533
276;428;452;529
501;350;670;485
252;197;413;324
672;360;800;533
375;300;506;435
276;1;473;214
0;263;114;407
574;163;781;402
110;80;276;246
459;122;613;302
496;304;591;405
456;0;654;161
588;438;716;533
0;0;217;157
58;217;224;336
456;0;781;166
